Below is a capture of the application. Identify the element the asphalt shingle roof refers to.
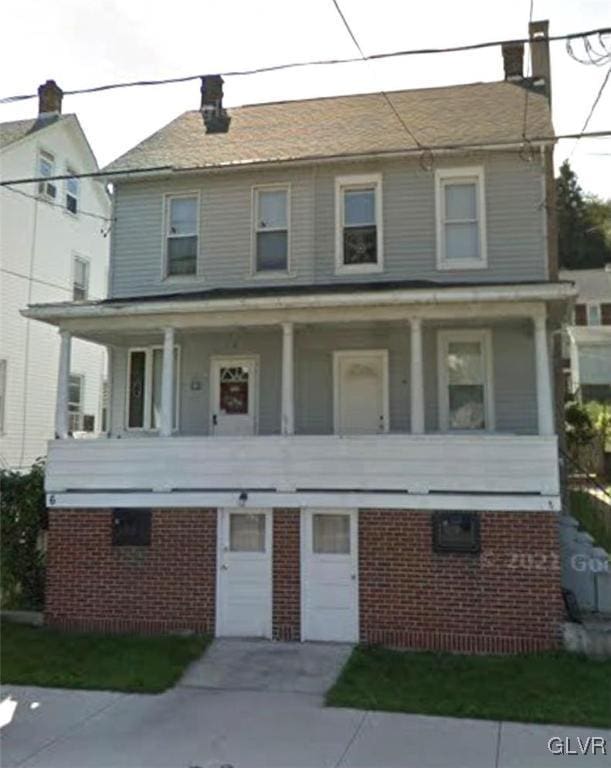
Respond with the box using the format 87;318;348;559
0;115;70;150
103;81;553;174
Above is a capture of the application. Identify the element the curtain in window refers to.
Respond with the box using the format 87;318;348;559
447;341;485;429
230;513;265;552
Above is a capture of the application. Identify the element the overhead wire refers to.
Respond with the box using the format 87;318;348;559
569;66;611;159
1;27;610;105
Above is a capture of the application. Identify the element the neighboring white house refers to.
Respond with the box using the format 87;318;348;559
0;80;110;470
561;266;611;402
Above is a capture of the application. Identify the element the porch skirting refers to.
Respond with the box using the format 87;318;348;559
44;507;563;653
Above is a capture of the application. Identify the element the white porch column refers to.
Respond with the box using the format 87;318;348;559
534;313;554;436
410;318;425;434
281;322;295;435
55;329;72;439
160;327;175;437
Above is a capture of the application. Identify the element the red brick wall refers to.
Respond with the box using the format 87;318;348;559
272;509;301;640
45;508;216;634
359;510;563;653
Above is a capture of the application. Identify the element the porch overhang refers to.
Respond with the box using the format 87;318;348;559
22;280;576;340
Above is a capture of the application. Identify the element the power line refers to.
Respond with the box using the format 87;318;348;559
0;266;102;300
569;66;611;159
1;26;609;105
1;130;610;189
1;183;112;224
328;0;425;155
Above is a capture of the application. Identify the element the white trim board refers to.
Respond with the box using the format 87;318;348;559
46;491;561;512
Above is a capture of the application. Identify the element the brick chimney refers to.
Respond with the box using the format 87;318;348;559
38;80;63;118
502;43;524;81
529;20;552;103
200;75;231;134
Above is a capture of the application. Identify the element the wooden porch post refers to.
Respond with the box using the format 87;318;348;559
281;322;295;435
534;312;554;436
160;327;175;437
410;317;425;434
55;329;72;439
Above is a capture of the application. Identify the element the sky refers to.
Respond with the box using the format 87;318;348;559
1;0;610;197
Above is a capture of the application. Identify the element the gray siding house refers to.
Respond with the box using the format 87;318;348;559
25;21;574;652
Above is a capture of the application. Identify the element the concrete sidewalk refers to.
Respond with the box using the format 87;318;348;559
1;684;609;768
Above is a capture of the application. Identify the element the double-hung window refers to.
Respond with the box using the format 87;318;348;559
436;167;486;270
68;374;84;432
587;304;601;326
166;195;198;277
335;174;383;273
66;169;79;214
127;346;180;430
38;150;57;200
438;330;494;431
254;186;289;273
72;255;89;300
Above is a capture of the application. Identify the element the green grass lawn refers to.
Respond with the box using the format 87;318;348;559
570;490;611;554
0;621;210;693
326;645;611;727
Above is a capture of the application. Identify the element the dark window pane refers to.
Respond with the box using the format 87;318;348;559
574;304;587;326
66;194;77;214
167;236;197;275
112;509;151;546
343;226;377;264
256;231;287;271
433;512;480;554
128;351;146;428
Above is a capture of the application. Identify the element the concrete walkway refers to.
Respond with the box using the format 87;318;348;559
2;683;609;768
179;638;354;693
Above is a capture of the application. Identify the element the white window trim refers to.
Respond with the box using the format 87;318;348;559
68;373;85;432
586;302;602;326
72;253;90;301
65;165;79;216
162;192;200;280
435;166;487;271
437;329;495;432
250;184;292;278
37;147;57;201
125;345;181;432
335;173;384;275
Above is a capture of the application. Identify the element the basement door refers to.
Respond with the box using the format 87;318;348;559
210;357;258;436
334;350;389;434
302;509;358;642
217;509;272;638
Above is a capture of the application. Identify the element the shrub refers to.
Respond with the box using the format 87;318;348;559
0;460;47;610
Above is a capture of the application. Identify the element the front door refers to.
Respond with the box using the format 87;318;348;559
210;356;257;436
334;350;388;434
217;509;272;637
302;509;358;642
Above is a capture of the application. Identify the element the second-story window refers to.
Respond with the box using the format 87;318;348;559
166;195;198;277
127;346;179;430
38;150;57;200
68;374;84;432
335;174;383;274
66;169;79;214
254;187;289;273
73;255;89;300
436;167;487;270
587;304;601;326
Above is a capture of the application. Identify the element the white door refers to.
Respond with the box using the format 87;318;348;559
334;350;388;434
210;356;257;436
217;509;272;637
302;509;358;642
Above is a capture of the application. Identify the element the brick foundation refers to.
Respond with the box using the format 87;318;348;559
45;508;217;634
359;510;564;653
272;509;301;640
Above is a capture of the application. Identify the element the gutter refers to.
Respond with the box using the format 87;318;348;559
22;282;577;324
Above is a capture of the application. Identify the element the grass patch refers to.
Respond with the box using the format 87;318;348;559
0;621;210;693
326;645;611;727
571;490;611;554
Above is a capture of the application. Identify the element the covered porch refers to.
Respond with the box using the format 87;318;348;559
25;281;572;510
